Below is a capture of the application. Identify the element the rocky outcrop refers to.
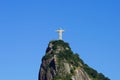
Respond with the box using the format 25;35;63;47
38;40;110;80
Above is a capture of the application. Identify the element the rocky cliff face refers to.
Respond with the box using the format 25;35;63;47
38;40;110;80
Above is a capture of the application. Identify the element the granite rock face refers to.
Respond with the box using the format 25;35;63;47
38;40;110;80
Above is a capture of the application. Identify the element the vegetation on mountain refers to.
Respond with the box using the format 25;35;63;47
39;40;110;80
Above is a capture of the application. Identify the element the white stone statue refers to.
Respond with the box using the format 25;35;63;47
56;29;64;40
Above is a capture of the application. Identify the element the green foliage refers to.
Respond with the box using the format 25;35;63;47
96;73;110;80
53;75;61;80
57;51;80;67
42;53;54;61
83;64;110;80
70;68;74;74
83;64;97;78
53;74;72;80
51;40;70;50
74;53;84;65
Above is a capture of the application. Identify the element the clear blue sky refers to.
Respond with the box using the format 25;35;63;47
0;0;120;80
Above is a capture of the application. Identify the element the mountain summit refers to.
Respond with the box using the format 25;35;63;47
38;40;110;80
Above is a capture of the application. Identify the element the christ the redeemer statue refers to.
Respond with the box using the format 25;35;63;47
56;29;64;40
